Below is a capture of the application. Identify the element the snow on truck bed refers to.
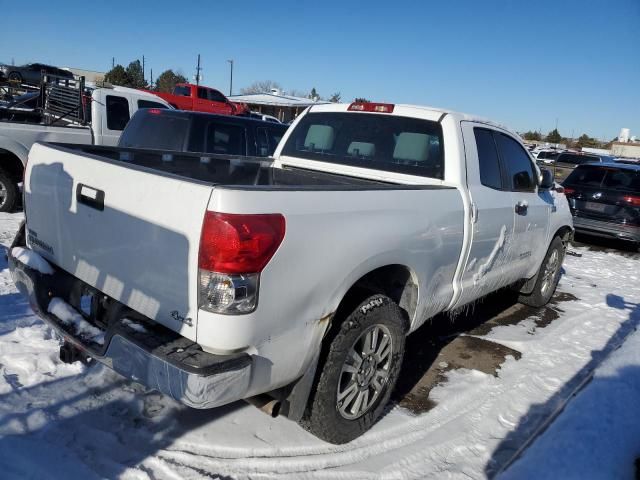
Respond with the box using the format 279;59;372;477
0;211;639;479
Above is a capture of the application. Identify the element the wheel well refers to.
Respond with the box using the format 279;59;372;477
333;265;417;333
554;225;573;245
0;149;24;182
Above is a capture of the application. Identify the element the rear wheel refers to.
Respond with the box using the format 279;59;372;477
519;236;565;307
301;294;406;444
0;170;17;213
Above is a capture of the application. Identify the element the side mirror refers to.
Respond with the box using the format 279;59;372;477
540;168;554;190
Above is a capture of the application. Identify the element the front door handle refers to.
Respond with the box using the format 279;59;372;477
515;201;528;215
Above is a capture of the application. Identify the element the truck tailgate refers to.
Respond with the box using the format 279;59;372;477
23;143;214;340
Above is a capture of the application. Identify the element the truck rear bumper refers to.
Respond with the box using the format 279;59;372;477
8;224;252;409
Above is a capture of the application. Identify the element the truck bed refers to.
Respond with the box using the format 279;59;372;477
60;143;453;191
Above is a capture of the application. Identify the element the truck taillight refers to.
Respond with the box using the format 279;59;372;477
348;102;395;113
198;212;285;314
563;187;575;196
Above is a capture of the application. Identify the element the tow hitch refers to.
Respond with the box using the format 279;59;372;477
59;341;91;365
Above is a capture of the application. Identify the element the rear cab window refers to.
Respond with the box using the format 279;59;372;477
474;128;503;189
281;112;444;179
204;122;246;155
174;86;191;97
106;95;130;131
118;110;189;151
137;99;169;110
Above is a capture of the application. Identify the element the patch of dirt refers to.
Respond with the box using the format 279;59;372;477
393;289;578;414
396;336;521;414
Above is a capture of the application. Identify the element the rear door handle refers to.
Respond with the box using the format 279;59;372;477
515;201;528;215
76;184;105;211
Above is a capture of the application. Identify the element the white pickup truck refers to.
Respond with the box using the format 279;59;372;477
9;101;573;443
0;84;171;212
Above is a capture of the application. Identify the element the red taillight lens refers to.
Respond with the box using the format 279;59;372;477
148;108;162;115
348;102;395;113
199;212;286;274
563;187;575;196
623;195;640;207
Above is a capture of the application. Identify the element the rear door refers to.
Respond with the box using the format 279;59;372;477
24;143;214;340
456;123;516;307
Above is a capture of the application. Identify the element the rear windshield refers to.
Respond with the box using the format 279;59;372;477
557;153;600;166
119;112;189;151
281;112;444;179
565;166;640;192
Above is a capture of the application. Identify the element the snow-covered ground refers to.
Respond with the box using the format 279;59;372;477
0;211;639;479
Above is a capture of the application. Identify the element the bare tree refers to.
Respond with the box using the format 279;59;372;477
240;80;283;94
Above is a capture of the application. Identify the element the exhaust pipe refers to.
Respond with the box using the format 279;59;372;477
245;394;282;418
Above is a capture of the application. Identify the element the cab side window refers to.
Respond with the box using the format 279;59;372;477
474;128;503;190
198;87;208;100
495;133;536;191
208;89;227;103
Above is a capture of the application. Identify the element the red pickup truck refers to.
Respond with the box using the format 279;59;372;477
149;83;248;116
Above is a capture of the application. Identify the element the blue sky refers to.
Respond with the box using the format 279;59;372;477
3;0;638;139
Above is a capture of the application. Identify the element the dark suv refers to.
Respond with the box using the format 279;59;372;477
563;162;640;244
119;109;288;157
553;152;602;181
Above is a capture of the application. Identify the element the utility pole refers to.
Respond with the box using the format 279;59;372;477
150;68;153;89
112;57;115;69
142;55;145;85
227;59;234;96
195;54;202;86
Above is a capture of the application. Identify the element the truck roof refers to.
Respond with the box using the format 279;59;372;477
307;102;509;132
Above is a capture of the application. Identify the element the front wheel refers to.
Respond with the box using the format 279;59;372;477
519;236;566;307
302;294;406;444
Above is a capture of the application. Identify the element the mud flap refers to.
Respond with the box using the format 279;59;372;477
280;349;321;422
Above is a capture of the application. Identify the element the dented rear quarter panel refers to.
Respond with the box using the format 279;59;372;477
197;186;465;396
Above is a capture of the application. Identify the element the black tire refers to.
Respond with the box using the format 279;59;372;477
301;294;406;444
0;170;18;213
8;72;22;84
518;236;565;308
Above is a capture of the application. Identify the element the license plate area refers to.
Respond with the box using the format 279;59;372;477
585;201;607;213
69;282;107;328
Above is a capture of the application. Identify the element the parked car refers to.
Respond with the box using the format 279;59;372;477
0;63;73;86
9;101;572;444
552;152;603;181
534;150;561;165
149;83;249;116
119;109;288;157
563;162;640;245
0;83;171;212
247;111;282;123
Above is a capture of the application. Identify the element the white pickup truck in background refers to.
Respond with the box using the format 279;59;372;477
0;79;171;212
9;101;573;443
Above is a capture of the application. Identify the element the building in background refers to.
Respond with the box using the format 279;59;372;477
62;67;105;83
611;141;640;159
229;90;330;122
618;128;631;143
